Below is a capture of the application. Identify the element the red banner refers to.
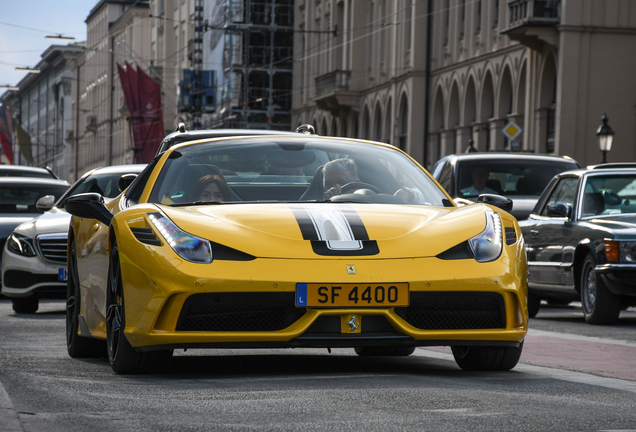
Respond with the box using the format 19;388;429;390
0;104;14;164
117;63;165;163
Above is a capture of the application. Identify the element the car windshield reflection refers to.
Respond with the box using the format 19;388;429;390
150;138;449;207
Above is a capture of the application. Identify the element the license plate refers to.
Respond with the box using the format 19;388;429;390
58;268;68;282
296;283;409;307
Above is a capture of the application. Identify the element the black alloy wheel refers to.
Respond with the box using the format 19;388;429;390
451;342;524;371
106;238;172;374
580;254;621;325
11;296;39;314
66;239;106;358
527;293;541;318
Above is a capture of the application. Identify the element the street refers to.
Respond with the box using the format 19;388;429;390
1;299;635;431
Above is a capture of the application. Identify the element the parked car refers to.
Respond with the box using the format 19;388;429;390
431;153;580;220
519;163;636;323
65;134;527;374
0;178;70;300
0;165;59;179
1;165;145;314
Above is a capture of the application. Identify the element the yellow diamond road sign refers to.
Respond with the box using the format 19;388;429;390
502;121;522;140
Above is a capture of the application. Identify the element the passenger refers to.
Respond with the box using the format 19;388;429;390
194;174;232;202
461;166;497;196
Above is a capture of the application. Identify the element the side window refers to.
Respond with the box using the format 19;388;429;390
125;159;158;204
540;177;578;216
437;163;452;192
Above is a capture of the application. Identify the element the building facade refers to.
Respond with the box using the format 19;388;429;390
2;45;84;179
294;0;636;170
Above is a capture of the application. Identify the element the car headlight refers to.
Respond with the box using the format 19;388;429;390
7;233;37;257
147;212;213;263
604;240;636;263
468;209;503;263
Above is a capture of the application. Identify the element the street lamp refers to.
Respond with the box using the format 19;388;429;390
596;113;615;164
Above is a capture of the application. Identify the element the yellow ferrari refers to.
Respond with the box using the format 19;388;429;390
65;134;528;374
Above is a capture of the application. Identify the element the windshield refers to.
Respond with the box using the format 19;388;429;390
0;184;69;215
457;159;578;198
581;174;636;217
150;137;448;206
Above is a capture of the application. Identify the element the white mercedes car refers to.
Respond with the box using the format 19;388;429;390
2;165;145;313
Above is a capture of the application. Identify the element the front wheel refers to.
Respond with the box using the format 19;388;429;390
527;293;541;318
580;254;621;325
12;296;39;314
107;239;172;374
451;342;524;371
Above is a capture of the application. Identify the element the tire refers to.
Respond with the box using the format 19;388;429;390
66;239;106;358
11;296;38;314
354;346;416;356
451;342;524;371
107;239;172;374
527;293;541;318
580;254;621;325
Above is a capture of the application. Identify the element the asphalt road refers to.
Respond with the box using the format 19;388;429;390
1;299;636;432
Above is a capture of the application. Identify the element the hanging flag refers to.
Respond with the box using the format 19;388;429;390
117;62;165;163
0;104;14;164
14;121;33;165
137;67;164;163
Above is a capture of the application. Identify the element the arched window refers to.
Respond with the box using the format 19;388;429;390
374;105;382;141
399;96;408;150
363;108;370;139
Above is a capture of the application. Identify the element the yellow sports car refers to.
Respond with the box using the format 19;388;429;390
65;134;528;374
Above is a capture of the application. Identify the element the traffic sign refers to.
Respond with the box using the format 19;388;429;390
502;120;522;141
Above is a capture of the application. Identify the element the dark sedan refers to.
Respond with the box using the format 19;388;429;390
431;153;580;220
519;164;636;324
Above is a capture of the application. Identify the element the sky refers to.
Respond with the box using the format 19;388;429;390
0;0;95;94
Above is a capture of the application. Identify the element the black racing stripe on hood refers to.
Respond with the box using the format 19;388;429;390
290;206;320;241
339;204;370;241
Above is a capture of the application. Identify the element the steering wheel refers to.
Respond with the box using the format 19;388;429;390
602;190;623;206
340;182;382;194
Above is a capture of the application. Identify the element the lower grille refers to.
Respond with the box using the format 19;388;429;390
176;293;306;332
3;270;61;289
37;234;68;264
395;292;506;330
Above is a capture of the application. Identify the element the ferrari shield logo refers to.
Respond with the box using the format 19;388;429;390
347;265;356;275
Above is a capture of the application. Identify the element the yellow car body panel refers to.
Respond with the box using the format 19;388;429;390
70;199;527;348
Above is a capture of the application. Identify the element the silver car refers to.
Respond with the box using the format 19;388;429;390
2;165;145;313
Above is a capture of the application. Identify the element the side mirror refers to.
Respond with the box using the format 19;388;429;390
35;195;56;211
65;193;113;226
477;193;513;212
546;203;572;218
118;173;138;192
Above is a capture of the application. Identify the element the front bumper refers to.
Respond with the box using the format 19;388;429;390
1;249;66;298
114;247;528;351
596;264;636;296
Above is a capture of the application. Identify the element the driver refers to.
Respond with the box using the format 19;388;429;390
322;158;417;203
323;158;359;200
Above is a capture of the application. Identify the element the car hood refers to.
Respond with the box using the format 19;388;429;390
0;215;39;240
584;214;636;234
159;203;492;259
11;207;71;239
507;197;538;221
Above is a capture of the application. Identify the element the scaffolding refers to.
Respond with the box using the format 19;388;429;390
220;0;293;130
